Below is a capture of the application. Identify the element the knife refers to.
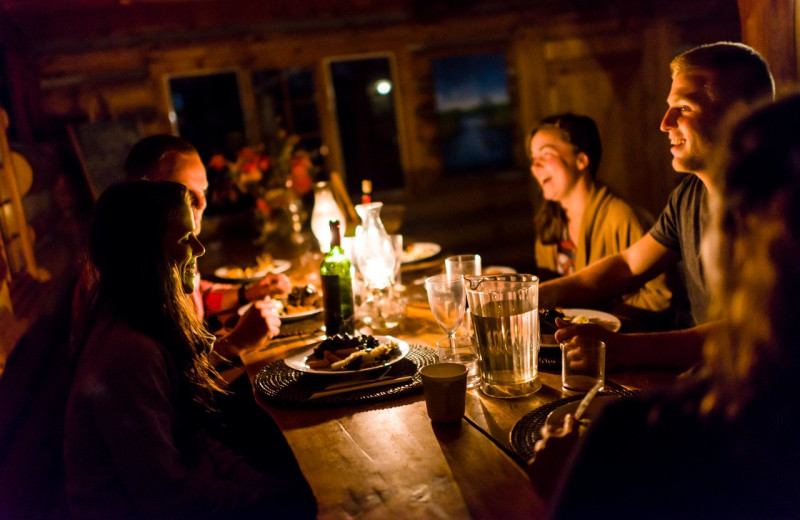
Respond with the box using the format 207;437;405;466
573;380;603;421
309;376;413;400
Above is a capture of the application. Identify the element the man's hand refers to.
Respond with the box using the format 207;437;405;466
554;318;628;370
245;273;291;301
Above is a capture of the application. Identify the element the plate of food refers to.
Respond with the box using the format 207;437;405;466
237;285;323;322
284;334;410;374
539;308;621;347
215;256;291;282
400;242;441;264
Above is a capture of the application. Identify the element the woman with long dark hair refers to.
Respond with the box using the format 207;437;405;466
65;181;316;519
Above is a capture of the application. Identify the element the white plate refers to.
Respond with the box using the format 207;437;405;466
545;395;618;429
401;242;441;264
281;307;323;322
284;336;410;375
237;302;323;323
540;308;621;348
483;265;517;275
214;259;291;281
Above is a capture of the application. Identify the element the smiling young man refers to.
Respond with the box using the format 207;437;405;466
540;42;775;370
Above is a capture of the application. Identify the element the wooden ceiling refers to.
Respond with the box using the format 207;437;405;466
0;0;737;51
0;0;529;47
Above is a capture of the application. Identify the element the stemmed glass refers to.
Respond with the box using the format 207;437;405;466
445;254;481;334
424;274;467;349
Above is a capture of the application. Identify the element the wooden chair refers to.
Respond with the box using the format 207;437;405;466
0;107;49;370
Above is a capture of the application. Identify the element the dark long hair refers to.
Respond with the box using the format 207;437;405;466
89;181;222;413
528;113;602;245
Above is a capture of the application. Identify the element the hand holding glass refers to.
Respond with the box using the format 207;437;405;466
425;274;466;349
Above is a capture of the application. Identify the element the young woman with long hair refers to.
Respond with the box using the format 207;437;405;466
65;181;316;519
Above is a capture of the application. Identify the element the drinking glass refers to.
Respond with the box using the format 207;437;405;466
445;254;482;278
424;274;466;349
445;254;481;334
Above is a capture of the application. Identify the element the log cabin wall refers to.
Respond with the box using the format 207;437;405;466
7;1;742;270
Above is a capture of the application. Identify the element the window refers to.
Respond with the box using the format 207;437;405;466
251;67;322;153
167;70;246;162
431;52;513;175
327;54;404;194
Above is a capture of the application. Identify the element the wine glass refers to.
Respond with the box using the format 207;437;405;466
424;274;467;349
445;254;481;334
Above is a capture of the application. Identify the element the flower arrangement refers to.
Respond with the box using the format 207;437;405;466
206;130;316;215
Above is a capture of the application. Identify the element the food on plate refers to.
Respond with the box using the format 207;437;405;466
539;308;617;332
279;284;322;315
561;313;618;330
305;334;400;370
224;253;275;279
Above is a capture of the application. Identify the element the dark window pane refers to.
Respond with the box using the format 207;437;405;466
431;52;513;176
291;101;320;135
287;69;315;99
169;71;245;161
329;57;404;192
252;67;320;152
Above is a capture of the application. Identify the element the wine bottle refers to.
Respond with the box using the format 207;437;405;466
320;220;355;335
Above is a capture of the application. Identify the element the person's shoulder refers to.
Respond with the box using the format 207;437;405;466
669;174;706;200
590;184;642;227
82;315;166;371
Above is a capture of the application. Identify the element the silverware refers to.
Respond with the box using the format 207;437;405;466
309;375;413;400
317;367;392;391
573;380;603;421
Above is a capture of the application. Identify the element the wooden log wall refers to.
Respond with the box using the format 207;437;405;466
24;2;742;269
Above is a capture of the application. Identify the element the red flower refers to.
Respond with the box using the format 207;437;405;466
208;154;227;171
255;198;271;214
239;147;257;162
291;164;312;195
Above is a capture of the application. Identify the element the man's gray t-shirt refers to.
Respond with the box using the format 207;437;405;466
649;175;708;325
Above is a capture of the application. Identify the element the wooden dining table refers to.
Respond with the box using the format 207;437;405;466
218;274;682;520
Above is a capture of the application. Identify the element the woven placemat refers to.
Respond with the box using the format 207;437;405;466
254;344;438;408
509;386;639;461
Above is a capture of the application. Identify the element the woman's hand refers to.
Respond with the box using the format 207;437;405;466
226;297;281;350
